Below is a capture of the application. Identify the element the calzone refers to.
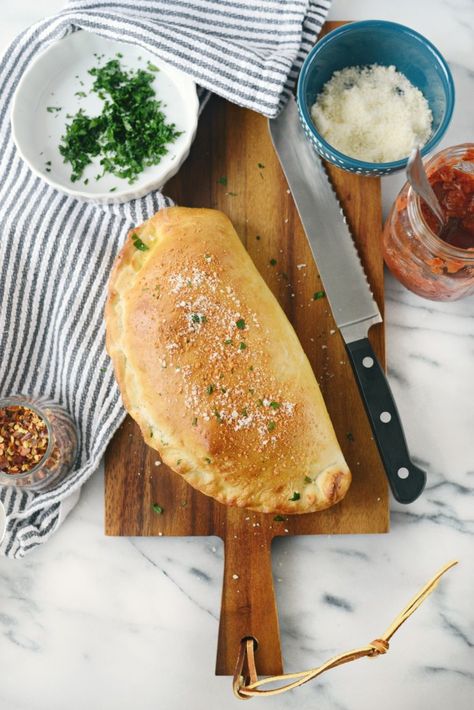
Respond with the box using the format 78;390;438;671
106;207;351;514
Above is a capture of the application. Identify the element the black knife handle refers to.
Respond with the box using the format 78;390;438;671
345;337;426;504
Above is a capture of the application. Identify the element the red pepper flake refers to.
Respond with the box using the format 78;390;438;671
0;405;49;474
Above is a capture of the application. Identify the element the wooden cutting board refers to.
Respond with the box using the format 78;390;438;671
105;21;389;678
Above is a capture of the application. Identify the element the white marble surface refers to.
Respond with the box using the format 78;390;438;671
1;1;473;709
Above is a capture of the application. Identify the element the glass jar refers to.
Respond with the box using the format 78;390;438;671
0;394;78;491
383;144;474;301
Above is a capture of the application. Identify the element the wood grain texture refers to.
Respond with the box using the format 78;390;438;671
105;21;388;677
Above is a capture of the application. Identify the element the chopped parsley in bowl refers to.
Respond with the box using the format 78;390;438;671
60;59;182;185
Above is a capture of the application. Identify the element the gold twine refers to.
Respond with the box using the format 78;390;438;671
233;560;458;700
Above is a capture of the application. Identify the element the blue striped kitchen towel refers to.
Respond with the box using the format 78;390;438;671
0;0;330;558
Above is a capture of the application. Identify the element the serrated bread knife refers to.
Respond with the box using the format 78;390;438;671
269;96;426;504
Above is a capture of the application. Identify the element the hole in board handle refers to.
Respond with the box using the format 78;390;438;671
380;411;392;423
398;467;410;479
241;635;259;650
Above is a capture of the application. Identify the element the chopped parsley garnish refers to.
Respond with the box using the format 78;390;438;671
214;409;223;422
313;290;326;300
269;401;280;409
206;384;215;395
239;342;247;350
204;457;212;464
267;420;276;431
217;176;228;186
273;515;287;522
289;492;300;501
236;319;246;330
147;62;160;72
191;313;206;324
109;187;117;192
304;476;313;484
241;408;248;417
46;106;62;113
346;432;354;441
269;258;277;266
131;232;149;251
224;338;233;345
75;91;87;98
152;503;164;515
192;417;198;426
226;191;238;196
257;162;265;169
59;59;182;183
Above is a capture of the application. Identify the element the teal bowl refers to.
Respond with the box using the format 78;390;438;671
297;20;455;176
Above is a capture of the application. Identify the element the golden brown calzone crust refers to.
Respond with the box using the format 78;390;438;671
105;207;351;514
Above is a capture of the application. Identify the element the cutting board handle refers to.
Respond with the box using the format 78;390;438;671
216;522;283;676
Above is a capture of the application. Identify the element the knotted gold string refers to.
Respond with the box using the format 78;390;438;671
233;560;458;699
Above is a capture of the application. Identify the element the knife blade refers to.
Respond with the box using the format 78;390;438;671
269;96;426;504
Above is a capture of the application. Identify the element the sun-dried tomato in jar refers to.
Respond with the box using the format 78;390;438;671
383;144;474;301
0;395;77;491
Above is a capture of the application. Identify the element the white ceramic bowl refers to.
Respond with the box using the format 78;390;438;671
11;31;199;204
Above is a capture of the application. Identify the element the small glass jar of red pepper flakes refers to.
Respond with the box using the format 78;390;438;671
383;144;474;301
0;395;77;491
